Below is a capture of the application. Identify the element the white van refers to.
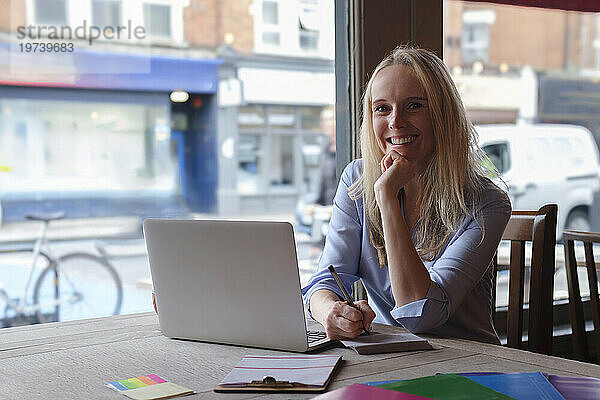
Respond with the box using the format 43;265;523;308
477;124;600;239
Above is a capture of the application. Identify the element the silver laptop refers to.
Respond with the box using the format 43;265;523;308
143;218;332;352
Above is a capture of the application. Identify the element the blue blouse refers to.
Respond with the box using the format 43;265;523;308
302;159;511;344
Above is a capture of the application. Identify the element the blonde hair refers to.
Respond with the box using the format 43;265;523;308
349;45;492;265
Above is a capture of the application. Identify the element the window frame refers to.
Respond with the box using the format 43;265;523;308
143;3;172;39
91;0;123;29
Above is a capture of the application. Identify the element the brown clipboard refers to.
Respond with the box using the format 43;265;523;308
213;356;343;393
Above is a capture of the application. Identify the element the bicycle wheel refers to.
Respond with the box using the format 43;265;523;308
33;253;123;323
0;250;52;326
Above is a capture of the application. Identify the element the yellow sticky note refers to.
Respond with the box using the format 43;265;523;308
121;382;194;400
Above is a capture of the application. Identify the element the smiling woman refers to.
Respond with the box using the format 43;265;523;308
302;46;512;344
371;64;435;169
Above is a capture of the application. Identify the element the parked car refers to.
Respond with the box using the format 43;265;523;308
477;123;600;239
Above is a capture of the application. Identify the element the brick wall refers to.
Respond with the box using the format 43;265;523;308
444;2;599;71
486;4;566;70
219;0;253;54
0;0;26;32
183;0;254;54
183;0;219;49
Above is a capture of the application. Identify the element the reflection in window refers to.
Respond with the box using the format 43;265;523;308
144;4;171;38
35;0;67;25
92;0;122;28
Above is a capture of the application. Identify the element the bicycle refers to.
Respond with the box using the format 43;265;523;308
0;211;123;327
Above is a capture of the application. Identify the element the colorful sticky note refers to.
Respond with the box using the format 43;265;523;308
106;374;195;400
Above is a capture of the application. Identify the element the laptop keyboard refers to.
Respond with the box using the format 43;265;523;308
307;330;328;344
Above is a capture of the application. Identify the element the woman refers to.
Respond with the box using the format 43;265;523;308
302;46;511;344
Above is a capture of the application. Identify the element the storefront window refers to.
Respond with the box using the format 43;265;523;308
238;105;266;130
300;107;323;131
237;134;264;194
268;106;296;131
0;99;176;194
269;135;295;187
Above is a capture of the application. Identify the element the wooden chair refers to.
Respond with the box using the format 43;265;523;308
493;204;558;355
563;229;600;363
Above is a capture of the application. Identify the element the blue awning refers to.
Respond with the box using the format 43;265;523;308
0;42;221;93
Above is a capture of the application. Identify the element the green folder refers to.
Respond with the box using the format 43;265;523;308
377;374;516;400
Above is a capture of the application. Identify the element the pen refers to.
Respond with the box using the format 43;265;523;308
327;265;370;335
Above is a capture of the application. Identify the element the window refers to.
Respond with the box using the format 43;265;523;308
92;0;122;28
0;98;176;193
1;0;335;327
236;105;332;197
299;1;319;51
35;0;66;25
299;22;319;50
262;1;279;25
143;4;171;38
238;134;265;194
461;10;495;65
462;23;490;64
259;0;280;47
270;135;295;186
262;32;280;46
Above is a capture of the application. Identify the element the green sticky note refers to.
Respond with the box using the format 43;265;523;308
119;379;140;389
377;374;516;400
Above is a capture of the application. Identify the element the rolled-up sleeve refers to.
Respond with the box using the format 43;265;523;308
302;161;363;311
390;190;511;333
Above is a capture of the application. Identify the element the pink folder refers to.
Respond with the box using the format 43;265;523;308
312;383;434;399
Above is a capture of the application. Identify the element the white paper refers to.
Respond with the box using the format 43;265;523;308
340;332;427;348
219;354;341;387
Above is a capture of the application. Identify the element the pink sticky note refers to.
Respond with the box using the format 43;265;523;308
313;384;434;400
146;374;167;384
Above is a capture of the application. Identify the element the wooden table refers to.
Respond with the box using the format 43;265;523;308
2;313;600;399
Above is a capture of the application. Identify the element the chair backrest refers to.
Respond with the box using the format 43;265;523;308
563;229;600;363
493;204;558;355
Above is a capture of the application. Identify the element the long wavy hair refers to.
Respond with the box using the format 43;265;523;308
348;46;492;266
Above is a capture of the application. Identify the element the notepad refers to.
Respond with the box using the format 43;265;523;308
106;374;194;400
340;332;432;354
214;354;342;393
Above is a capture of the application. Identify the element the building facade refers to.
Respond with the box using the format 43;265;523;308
0;0;336;220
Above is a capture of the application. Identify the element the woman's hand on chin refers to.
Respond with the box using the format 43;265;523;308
374;150;416;206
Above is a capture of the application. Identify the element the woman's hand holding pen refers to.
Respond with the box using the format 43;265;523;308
310;289;376;340
324;300;376;340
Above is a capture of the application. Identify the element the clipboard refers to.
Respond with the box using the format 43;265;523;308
214;354;343;393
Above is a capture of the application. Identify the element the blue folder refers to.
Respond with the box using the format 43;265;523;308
459;372;565;400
